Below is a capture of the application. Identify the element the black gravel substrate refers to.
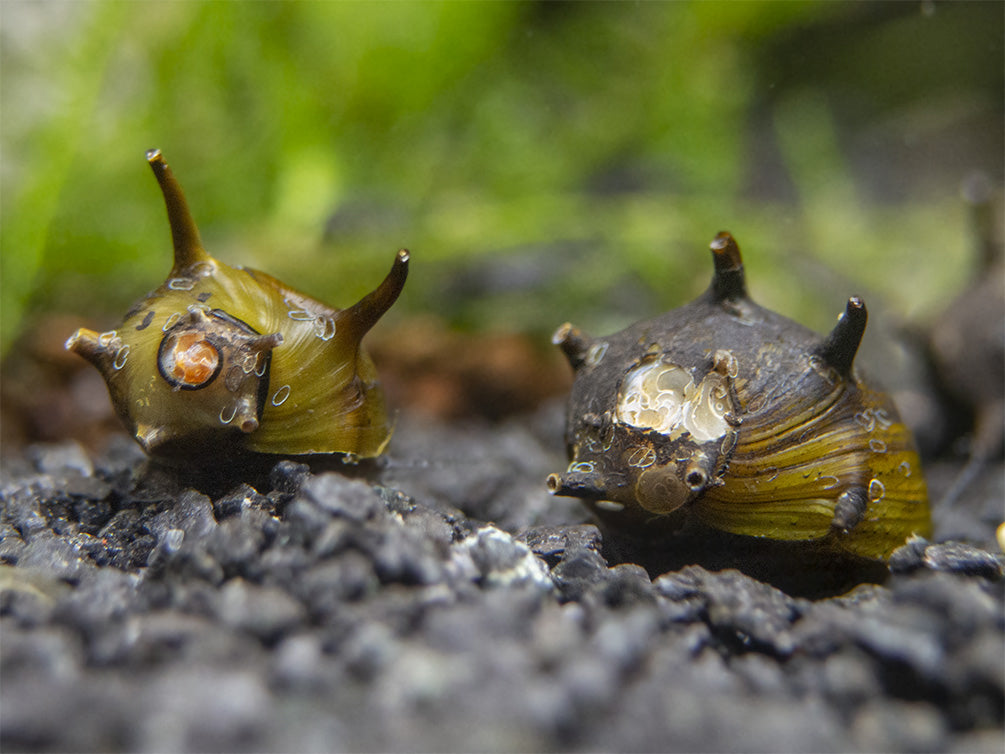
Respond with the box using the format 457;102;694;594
1;408;1003;753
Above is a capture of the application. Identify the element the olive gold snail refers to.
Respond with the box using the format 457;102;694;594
548;232;932;561
66;149;408;461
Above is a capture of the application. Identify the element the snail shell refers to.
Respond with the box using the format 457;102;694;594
548;232;931;561
66;149;408;460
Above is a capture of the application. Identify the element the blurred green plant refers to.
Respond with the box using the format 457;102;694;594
1;0;1000;354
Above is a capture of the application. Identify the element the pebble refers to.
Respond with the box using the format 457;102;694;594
215;578;306;643
268;460;311;496
299;473;384;522
551;546;611;602
212;482;275;519
517;523;603;566
891;537;1005;579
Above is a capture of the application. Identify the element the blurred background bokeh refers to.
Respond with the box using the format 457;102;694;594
1;0;1002;454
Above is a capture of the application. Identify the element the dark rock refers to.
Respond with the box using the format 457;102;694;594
299;554;379;618
551;546;610;602
300;473;384;522
599;562;655;608
256;544;314;588
889;571;1000;641
308;519;354;560
146;539;225;584
144;517;225;586
0;569;64;627
699;568;805;657
810;648;884;706
0;523;27;564
214;578;306;643
377;485;418;515
17;530;94;583
94;509;155;570
270;632;338;690
91;434;146;478
340;620;400;682
890;536;1005;579
421;584;546;654
0;623;84;680
212;483;275;519
25;441;93;476
148;489;217;540
282;498;333;547
52;568;139;635
241;505;281;541
586;606;661;673
457;525;553;589
206;516;268;581
851;700;947;753
59;470;112;503
269;460;311;495
124;609;223;663
396;501;460;549
3;489;48;540
73;497;114;534
0;652;133;752
657;567;800;655
923;542;1004;579
517;523;603;567
135;666;272;752
367;522;449;586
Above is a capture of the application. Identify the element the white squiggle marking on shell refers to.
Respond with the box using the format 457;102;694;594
820;475;840;490
240;352;258;374
720;431;737;457
313;316;336;341
625;446;657;469
272;385;291;406
616;360;730;444
219;403;237;424
168;277;196;291
163;313;181;331
869;439;887;453
868;478;886;502
599;424;615;452
113;344;130;370
586;342;608;367
855;410;876;432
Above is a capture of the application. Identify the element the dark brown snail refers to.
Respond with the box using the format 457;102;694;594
66;149;408;461
548;232;932;561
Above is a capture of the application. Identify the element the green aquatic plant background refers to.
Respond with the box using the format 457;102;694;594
1;1;1002;355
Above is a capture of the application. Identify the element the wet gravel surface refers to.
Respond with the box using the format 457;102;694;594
1;407;1003;753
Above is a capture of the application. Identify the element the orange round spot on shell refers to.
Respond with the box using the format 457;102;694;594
170;333;220;386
